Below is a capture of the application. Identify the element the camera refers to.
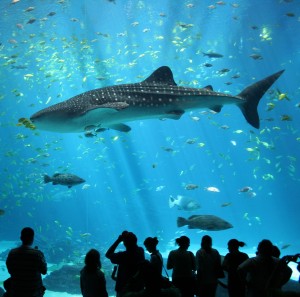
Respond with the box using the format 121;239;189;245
111;265;118;281
282;254;300;265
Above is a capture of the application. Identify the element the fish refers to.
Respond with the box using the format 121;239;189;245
239;186;253;192
250;54;263;60
30;66;284;134
185;183;199;190
177;215;233;231
44;173;85;188
205;186;220;193
169;195;201;211
202;52;224;58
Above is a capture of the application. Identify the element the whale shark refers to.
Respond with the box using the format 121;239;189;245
30;66;284;133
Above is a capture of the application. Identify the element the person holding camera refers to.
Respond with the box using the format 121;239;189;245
5;227;47;297
105;231;145;297
238;239;292;297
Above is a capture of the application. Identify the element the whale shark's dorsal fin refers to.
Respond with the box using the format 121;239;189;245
142;66;177;86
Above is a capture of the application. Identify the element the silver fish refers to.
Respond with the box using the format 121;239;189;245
169;195;201;211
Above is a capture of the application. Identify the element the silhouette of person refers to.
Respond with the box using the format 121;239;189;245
6;227;47;297
123;260;181;297
144;237;163;275
238;239;292;297
80;249;108;297
272;245;281;258
106;231;145;297
196;235;223;297
222;239;249;297
167;235;196;297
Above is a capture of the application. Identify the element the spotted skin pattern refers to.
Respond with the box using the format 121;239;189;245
30;66;284;133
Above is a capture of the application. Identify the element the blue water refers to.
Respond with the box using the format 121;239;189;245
1;0;300;282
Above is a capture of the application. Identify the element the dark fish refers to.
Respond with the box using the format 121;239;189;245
27;18;36;24
47;12;56;16
202;52;224;58
30;66;284;133
44;173;85;188
177;215;233;231
250;54;263;60
285;12;295;17
218;68;230;74
11;65;28;69
203;63;213;67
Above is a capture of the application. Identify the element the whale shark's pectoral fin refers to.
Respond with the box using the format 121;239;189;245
210;105;223;113
203;85;213;91
106;123;131;132
163;110;185;120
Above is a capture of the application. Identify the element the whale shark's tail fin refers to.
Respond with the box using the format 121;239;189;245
237;70;284;129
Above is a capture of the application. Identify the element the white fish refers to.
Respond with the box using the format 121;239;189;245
205;186;220;193
169;195;201;211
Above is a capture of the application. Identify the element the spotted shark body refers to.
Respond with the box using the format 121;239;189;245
30;66;284;133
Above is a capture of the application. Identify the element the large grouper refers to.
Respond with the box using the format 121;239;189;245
30;66;284;133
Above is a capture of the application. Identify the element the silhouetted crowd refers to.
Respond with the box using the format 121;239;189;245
2;227;300;297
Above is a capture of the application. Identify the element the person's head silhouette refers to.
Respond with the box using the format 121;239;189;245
20;227;34;246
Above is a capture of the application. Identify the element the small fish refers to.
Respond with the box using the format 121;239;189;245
82;184;91;190
277;89;290;101
250;54;263;60
47;12;56;16
24;6;35;12
11;65;28;69
218;68;230;74
27;18;36;24
221;202;232;207
239;186;253;193
205;186;220;193
281;114;292;121
186;139;197;145
0;209;5;216
285;12;295;17
18;117;36;130
185;184;199;190
202;51;224;58
44;173;85;188
161;147;174;152
84;130;97;138
177;215;233;231
156;186;165;192
203;63;213;67
169;195;201;211
281;244;291;250
80;233;91;238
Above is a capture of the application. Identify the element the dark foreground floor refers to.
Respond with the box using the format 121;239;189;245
1;279;299;297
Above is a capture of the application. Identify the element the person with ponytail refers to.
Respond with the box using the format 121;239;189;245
222;239;249;297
